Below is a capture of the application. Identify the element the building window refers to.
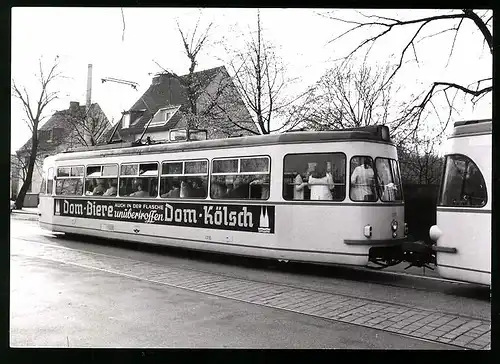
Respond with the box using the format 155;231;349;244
160;159;208;199
55;166;84;196
122;113;130;129
283;153;346;201
210;156;270;200
85;164;118;196
438;154;487;207
119;162;158;198
149;106;180;127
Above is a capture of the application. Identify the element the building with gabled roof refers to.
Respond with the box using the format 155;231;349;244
12;101;111;200
103;66;259;143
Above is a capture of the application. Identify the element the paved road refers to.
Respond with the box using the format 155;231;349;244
11;254;454;349
9;215;490;349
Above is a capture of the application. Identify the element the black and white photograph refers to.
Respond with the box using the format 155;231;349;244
10;7;492;350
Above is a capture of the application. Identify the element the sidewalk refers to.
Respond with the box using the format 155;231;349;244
12;208;39;216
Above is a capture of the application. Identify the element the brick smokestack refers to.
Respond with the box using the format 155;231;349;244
86;64;92;110
84;64;93;146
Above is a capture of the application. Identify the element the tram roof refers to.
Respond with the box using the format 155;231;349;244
54;125;393;161
451;119;492;138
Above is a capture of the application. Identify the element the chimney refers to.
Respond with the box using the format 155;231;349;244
86;64;93;110
69;101;80;114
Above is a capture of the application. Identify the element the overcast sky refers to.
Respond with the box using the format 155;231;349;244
11;7;492;153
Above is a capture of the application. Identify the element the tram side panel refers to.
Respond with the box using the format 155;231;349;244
434;211;490;286
274;204;405;266
432;133;491;286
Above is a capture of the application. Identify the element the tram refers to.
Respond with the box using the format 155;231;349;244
39;125;407;269
426;119;492;287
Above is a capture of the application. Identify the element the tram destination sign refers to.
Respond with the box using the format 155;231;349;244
54;198;275;234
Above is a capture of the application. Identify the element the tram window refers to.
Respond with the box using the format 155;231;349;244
240;157;269;173
47;167;54;194
72;166;84;177
55;165;84;196
160;160;208;199
162;162;183;175
350;156;377;202
58;167;70;177
85;164;119;197
211;156;271;200
439;154;487;207
121;164;138;176
213;159;238;174
283;153;345;201
375;158;403;202
119;162;159;198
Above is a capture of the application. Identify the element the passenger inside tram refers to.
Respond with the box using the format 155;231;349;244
103;180;118;196
376;159;397;201
187;178;207;198
293;166;309;200
161;180;181;198
128;183;149;197
249;174;270;199
92;179;107;196
308;162;334;200
226;176;249;199
350;157;377;201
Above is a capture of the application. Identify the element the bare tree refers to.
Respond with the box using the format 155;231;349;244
65;105;112;147
322;9;492;131
176;17;213;118
302;62;402;129
222;10;296;134
11;56;61;208
398;137;444;185
294;61;422;145
153;17;260;137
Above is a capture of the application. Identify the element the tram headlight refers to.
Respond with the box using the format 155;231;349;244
429;225;442;242
391;220;398;231
392;231;397;238
364;225;372;238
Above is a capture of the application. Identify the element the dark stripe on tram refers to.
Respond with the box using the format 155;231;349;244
50;223;369;257
438;264;490;274
448;131;491;139
437;207;491;214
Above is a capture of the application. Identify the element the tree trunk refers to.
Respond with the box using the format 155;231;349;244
15;138;38;209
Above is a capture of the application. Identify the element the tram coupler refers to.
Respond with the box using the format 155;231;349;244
368;245;404;269
401;240;436;269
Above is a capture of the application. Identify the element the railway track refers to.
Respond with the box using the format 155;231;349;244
11;236;491;350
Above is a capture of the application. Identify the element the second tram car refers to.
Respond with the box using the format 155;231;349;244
427;119;492;287
38;125;407;269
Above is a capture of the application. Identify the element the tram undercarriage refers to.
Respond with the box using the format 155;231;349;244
368;241;436;270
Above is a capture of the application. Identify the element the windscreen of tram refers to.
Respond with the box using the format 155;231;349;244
438;154;487;207
349;156;403;202
375;158;403;202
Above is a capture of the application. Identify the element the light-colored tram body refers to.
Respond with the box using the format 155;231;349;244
429;119;491;287
39;126;406;269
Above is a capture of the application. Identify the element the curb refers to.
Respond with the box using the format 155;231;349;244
12;210;39;216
